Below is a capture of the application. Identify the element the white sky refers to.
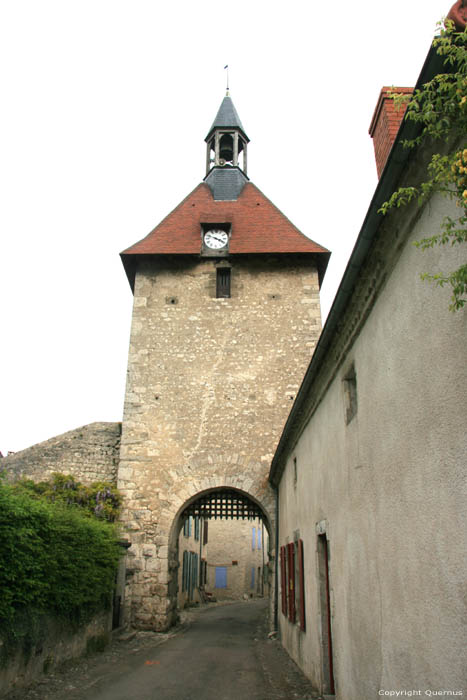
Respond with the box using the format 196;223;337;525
0;0;448;455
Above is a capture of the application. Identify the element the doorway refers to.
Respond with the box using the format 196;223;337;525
318;534;335;695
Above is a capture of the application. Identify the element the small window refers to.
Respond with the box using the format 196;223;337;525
343;364;357;424
216;267;231;298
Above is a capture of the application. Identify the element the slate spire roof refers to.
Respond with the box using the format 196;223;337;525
120;94;330;291
206;95;249;141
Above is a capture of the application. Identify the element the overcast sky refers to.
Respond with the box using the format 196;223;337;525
0;0;449;455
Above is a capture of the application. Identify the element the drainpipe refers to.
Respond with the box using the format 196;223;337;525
274;484;279;633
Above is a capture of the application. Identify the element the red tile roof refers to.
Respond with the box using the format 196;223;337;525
121;182;329;256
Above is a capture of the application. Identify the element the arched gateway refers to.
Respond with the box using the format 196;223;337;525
117;93;328;630
169;486;273;620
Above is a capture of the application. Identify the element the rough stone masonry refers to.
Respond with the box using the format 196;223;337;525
118;255;322;629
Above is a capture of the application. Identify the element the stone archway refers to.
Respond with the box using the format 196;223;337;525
119;456;276;631
167;485;275;628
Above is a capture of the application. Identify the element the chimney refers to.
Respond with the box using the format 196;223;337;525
369;87;413;179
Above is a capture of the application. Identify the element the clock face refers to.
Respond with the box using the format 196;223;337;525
204;229;229;249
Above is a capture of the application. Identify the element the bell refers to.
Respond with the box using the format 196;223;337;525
219;134;234;162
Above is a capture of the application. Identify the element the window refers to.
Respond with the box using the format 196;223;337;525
257;527;261;550
252;526;256;550
203;519;209;545
216;267;231;298
343;363;357;424
251;566;255;589
194;516;200;541
280;539;305;630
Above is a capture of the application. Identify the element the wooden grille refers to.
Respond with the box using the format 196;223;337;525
181;489;263;521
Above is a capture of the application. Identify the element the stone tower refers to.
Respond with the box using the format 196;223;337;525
118;93;329;630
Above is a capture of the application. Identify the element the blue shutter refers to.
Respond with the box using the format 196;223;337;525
215;567;227;588
257;527;262;550
251;566;255;589
252;527;256;550
194;516;200;541
188;516;193;537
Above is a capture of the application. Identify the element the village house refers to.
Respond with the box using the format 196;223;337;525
269;37;467;699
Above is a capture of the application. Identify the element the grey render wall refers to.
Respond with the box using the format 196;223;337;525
276;192;467;699
1;422;121;484
119;255;322;630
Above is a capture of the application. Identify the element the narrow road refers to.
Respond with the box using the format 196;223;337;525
7;600;319;700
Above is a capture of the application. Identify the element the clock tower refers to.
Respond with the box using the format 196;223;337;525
118;93;329;630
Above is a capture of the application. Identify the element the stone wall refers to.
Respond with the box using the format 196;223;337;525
205;518;269;600
1;422;121;485
0;611;112;696
119;254;322;629
177;517;270;608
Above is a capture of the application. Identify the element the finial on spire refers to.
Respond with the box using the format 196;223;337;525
224;65;229;95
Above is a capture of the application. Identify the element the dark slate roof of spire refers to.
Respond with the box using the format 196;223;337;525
206;95;249;141
204;167;249;200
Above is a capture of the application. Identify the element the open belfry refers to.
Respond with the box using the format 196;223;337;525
118;93;330;629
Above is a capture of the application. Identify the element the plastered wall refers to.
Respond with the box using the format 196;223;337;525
277;194;467;698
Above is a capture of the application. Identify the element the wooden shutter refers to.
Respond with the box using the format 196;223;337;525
182;550;188;592
203;519;208;545
280;546;287;616
287;542;296;623
298;539;306;631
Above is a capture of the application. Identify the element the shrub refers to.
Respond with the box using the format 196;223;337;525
0;479;122;659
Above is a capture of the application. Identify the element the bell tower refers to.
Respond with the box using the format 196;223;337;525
205;93;249;174
118;93;330;631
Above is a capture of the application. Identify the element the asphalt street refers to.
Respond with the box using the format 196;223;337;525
6;600;319;700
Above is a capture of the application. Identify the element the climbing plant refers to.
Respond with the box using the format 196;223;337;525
12;472;122;522
379;20;467;311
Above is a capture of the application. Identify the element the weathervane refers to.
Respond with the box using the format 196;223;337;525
224;65;229;95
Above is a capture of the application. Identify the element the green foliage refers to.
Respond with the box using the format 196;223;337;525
379;21;467;311
0;479;122;660
12;472;122;522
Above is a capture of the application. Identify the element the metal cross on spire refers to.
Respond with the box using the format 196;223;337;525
224;64;229;95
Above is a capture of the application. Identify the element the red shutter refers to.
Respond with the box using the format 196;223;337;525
298;539;306;631
287;542;296;623
280;546;287;616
